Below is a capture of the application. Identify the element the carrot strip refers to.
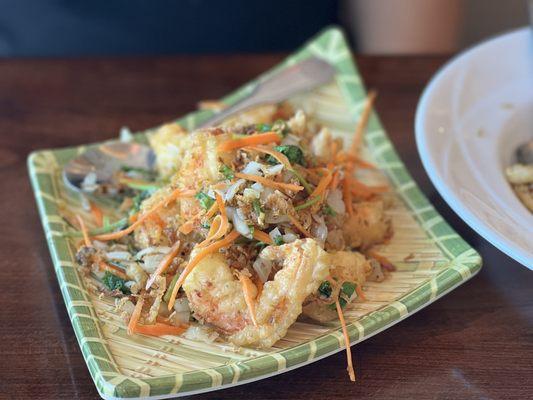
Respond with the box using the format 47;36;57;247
350;179;388;198
167;230;241;310
244;146;292;170
238;273;258;327
331;171;340;190
179;200;219;235
76;215;91;247
89;202;104;227
145;240;182;290
349;90;377;157
94;189;194;241
98;261;129;280
127;295;145;335
217;132;281;152
355;284;367;301
252;229;274;245
310;169;333;199
287;214;312;238
342;171;354;216
234;172;303;193
335;299;356;382
132;322;188;337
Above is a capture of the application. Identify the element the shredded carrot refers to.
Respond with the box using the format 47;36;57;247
252;229;274;245
178;220;195;235
98;261;129;280
349;90;377;157
342;171;354;216
145;240;182;290
350;179;388;199
238;273;258;327
129;213;138;224
335;299;356;381
89;202;104;227
205;200;219;218
132;322;188;337
75;215;91;247
94;188;194;241
355;284;367;301
234;172;303;193
245;145;292;170
310;169;333;200
287;214;312;238
217;132;281;152
127;295;145;335
331;171;340;190
167;230;241;310
335;152;376;169
149;213;166;229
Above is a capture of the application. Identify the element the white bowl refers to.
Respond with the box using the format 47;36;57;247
415;28;533;269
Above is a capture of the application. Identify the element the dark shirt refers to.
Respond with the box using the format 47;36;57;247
0;0;338;56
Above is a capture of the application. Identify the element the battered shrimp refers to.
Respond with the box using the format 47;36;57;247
343;200;392;250
134;129;225;248
182;239;329;348
302;251;371;323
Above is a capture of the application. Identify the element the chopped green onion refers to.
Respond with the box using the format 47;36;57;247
267;145;305;166
290;169;313;194
255;123;272;133
255;242;268;251
248;225;255;235
164;274;179;303
318;281;332;298
220;164;235;180
195;192;215;210
272;119;291;136
323;204;337;216
252;199;262;215
102;271;130;294
294;196;320;211
64;217;128;238
121;180;162;192
274;236;284;246
328;281;357;309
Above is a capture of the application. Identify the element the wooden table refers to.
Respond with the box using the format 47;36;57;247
0;55;531;400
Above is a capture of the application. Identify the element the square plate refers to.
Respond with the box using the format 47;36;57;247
28;27;482;399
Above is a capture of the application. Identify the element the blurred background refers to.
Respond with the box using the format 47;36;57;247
0;0;528;57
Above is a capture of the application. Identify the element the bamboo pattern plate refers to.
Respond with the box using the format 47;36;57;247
28;27;482;399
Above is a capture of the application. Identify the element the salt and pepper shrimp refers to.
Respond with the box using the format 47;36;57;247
183;239;329;348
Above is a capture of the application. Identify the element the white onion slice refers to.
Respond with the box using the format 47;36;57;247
263;164;284;176
224;179;245;202
281;133;301;146
105;251;132;261
135;246;171;259
282;232;298;243
242;161;264;176
326;189;346;214
234;208;252;239
268;227;282;242
251;182;263;192
253;257;272;283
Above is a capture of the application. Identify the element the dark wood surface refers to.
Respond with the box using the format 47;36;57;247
0;54;531;400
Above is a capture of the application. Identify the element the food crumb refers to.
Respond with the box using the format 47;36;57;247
476;128;485;138
403;252;415;261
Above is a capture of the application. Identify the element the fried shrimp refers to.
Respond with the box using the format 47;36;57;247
182;239;329;348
